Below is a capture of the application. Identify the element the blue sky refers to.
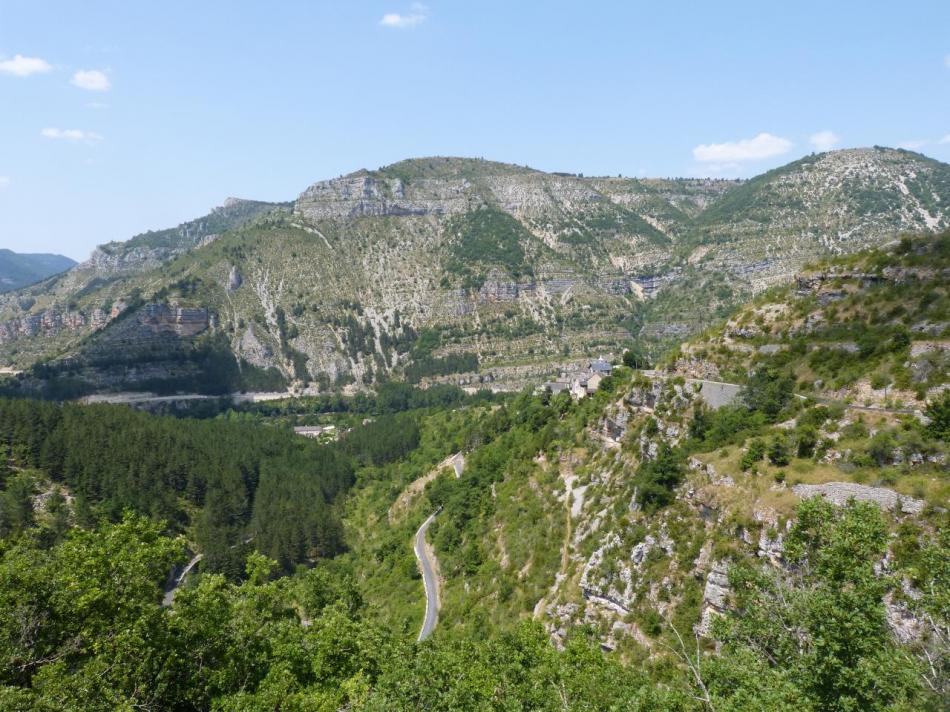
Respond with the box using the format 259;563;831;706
2;0;949;260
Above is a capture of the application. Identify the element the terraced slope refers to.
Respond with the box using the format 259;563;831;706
668;229;950;411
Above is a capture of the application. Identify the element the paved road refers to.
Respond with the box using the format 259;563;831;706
162;553;203;607
642;370;742;409
80;390;292;406
803;393;918;416
694;379;743;409
414;510;441;642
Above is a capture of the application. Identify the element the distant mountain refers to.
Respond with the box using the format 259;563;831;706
0;249;76;293
0;148;948;396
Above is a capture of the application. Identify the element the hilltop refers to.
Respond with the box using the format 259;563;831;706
0;148;948;397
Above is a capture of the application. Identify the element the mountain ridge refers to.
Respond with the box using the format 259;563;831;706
1;147;948;396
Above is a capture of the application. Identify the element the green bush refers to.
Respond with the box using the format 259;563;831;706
741;367;794;422
926;390;950;441
767;436;790;466
740;439;766;471
795;425;818;458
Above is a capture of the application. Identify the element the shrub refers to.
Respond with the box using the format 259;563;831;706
740;439;766;471
622;348;650;369
741;367;795;422
925;390;950;441
767;436;790;467
634;446;686;511
795;425;818;458
866;431;896;466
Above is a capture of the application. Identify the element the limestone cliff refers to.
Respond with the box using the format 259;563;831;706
2;150;948;393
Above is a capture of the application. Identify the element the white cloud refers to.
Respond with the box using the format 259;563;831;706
693;132;793;163
897;139;927;150
380;2;428;28
71;69;110;91
41;127;103;143
0;54;52;76
939;134;950;145
0;176;10;189
809;130;840;152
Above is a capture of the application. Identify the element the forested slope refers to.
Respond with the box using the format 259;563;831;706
0;399;359;575
0;249;75;293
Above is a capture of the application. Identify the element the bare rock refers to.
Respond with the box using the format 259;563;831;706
228;265;242;291
792;482;925;515
884;593;924;643
696;560;731;637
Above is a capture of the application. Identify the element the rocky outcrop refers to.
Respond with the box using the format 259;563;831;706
580;529;675;614
295;173;471;221
696;560;730;637
689;457;734;487
236;326;274;368
0;307;110;344
792;482;925;515
796;271;886;292
138;304;210;338
884;592;925;644
227;265;242;291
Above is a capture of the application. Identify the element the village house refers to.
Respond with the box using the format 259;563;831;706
542;357;614;399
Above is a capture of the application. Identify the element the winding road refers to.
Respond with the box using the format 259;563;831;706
162;553;203;607
414;509;441;642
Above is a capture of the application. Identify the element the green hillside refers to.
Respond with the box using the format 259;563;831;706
0;250;75;293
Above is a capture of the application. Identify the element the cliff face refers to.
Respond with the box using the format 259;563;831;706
137;304;210;338
0;308;103;343
3;150;949;392
296;173;472;220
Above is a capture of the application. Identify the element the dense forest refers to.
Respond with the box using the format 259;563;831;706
0;492;945;708
0;398;418;577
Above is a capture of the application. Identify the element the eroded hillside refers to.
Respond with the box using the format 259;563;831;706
1;149;948;397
